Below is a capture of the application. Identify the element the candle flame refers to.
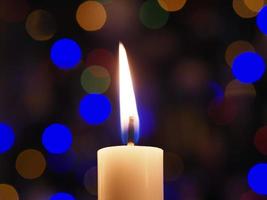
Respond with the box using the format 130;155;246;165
119;43;140;145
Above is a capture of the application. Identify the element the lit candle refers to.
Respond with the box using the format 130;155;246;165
97;43;164;200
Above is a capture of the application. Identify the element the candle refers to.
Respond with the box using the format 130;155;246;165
97;43;164;200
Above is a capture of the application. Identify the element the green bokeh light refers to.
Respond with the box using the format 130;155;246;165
96;0;112;4
140;0;169;29
81;66;111;94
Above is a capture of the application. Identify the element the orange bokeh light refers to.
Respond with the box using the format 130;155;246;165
16;149;46;179
26;10;56;41
233;0;258;18
225;40;255;66
76;1;107;31
244;0;264;12
0;184;19;200
225;80;256;98
158;0;187;12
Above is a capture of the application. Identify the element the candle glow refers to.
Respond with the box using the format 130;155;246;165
119;43;140;144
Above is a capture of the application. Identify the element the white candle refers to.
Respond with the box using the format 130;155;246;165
97;43;164;200
98;146;163;200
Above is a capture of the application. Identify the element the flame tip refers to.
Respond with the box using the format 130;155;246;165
119;43;126;53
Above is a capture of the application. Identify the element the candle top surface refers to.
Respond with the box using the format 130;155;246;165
97;145;163;153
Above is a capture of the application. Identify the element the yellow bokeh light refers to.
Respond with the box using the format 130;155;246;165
158;0;187;12
0;184;19;200
225;40;255;66
25;9;56;41
233;0;258;18
16;149;46;179
244;0;264;12
225;79;256;98
76;1;107;31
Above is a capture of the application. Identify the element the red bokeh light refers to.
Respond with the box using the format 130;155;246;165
86;48;115;69
208;97;237;125
254;126;267;156
241;190;267;200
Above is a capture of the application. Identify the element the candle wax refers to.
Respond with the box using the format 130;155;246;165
98;145;163;200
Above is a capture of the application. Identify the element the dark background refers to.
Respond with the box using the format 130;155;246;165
0;0;267;199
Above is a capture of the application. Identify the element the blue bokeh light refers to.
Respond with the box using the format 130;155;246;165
50;38;82;70
257;6;267;34
42;123;72;154
47;153;75;173
232;52;265;83
209;81;224;100
79;94;112;125
50;192;75;200
248;163;267;195
0;123;15;154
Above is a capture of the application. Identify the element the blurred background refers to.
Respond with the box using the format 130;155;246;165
0;0;267;199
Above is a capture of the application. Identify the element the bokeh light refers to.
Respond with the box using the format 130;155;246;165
187;7;220;39
86;48;114;68
233;0;258;18
140;0;169;29
50;38;82;70
76;1;107;31
72;131;98;161
50;192;75;200
174;60;209;94
244;0;264;12
164;152;184;182
254;126;267;155
0;123;15;154
0;0;29;22
209;82;224;99
79;94;112;125
257;6;267;35
158;0;187;12
0;184;19;200
47;153;74;173
225;40;255;66
248;163;267;195
101;0;138;37
26;9;56;41
240;190;267;200
42;123;73;154
208;97;237;125
84;167;97;196
232;52;265;83
24;184;52;200
225;79;256;98
16;149;46;179
81;66;111;94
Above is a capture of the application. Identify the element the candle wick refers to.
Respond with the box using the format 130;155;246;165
127;116;135;146
127;142;135;146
